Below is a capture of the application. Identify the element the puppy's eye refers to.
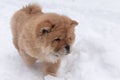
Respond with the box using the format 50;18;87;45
52;24;55;28
42;29;49;34
54;38;60;42
50;24;55;32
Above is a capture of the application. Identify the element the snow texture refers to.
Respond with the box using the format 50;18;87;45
0;0;120;80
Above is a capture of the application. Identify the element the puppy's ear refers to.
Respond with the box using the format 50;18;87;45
36;20;55;37
71;20;78;27
40;27;50;35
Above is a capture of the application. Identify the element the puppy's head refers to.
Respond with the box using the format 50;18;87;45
35;13;78;62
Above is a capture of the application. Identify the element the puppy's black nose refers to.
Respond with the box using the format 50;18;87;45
65;45;70;54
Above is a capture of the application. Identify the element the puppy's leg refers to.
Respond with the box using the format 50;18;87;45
43;60;61;76
19;50;36;65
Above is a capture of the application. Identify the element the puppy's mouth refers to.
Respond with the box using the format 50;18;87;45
53;51;70;58
54;53;62;57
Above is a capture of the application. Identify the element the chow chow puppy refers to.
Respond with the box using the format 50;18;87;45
11;4;78;76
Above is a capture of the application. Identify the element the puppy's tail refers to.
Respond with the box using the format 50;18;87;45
21;4;42;14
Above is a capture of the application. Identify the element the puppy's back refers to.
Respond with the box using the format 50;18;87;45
11;4;42;49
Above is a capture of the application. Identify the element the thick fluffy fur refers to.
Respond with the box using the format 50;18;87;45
11;4;78;76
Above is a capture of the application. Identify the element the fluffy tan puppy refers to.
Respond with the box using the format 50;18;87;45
11;4;78;76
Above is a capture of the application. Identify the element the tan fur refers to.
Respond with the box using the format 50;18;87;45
11;4;78;76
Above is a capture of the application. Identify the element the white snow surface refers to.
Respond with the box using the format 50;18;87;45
0;0;120;80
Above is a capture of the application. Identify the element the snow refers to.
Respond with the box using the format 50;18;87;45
0;0;120;80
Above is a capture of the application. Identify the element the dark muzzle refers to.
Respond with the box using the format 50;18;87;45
65;45;70;54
